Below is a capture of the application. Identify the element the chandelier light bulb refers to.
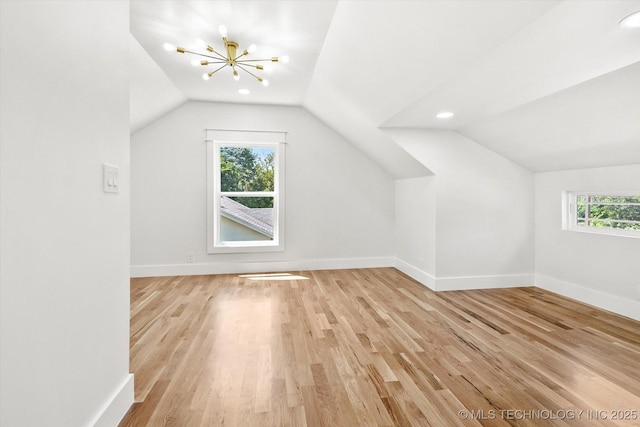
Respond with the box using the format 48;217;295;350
202;73;210;81
195;38;206;48
162;42;176;52
436;111;454;119
233;70;240;81
190;59;200;67
279;55;290;63
238;89;250;95
261;79;269;87
248;44;257;53
620;10;640;28
218;24;228;37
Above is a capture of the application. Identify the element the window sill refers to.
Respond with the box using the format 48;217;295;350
564;226;640;239
207;243;285;254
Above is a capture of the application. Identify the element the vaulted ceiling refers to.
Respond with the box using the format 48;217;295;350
130;0;640;177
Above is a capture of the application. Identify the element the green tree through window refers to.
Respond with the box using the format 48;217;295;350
575;195;640;231
220;147;274;208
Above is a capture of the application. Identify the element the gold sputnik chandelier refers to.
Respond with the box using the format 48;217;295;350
163;25;289;87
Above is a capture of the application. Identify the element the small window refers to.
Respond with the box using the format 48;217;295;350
563;192;640;238
207;140;285;253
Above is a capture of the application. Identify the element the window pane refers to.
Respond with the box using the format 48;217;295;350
576;195;586;219
220;146;275;192
588;202;640;223
568;192;640;236
590;195;640;204
220;196;274;242
589;219;609;228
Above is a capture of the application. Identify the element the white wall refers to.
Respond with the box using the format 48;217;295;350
387;129;535;290
535;165;640;320
394;177;437;287
0;1;132;426
131;101;395;276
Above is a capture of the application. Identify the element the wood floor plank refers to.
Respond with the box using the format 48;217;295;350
120;268;640;426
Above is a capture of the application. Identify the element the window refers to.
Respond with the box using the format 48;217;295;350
563;192;640;238
206;130;285;253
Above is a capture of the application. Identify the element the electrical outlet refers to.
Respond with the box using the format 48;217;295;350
187;252;194;263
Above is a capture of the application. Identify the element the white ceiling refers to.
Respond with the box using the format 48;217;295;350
129;34;186;133
130;0;336;105
461;61;640;172
130;0;640;175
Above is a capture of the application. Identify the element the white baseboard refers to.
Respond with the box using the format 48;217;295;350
131;257;395;278
536;274;640;322
130;258;638;321
394;258;533;291
393;258;436;290
90;373;134;427
435;273;534;291
398;259;638;320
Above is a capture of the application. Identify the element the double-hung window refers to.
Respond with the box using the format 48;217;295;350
563;191;640;238
206;130;285;253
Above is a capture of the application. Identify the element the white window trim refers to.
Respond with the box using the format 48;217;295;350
562;191;640;239
207;138;286;254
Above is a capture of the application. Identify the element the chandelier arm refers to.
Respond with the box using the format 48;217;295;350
207;49;228;61
236;64;261;80
233;52;249;62
183;50;227;62
235;63;261;69
238;59;275;62
208;63;229;76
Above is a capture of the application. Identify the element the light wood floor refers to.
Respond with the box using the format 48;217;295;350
119;268;640;426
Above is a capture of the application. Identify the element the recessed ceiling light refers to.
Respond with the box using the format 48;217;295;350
238;89;250;95
436;111;454;119
620;10;640;28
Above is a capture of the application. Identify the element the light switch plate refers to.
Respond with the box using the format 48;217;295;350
103;164;119;193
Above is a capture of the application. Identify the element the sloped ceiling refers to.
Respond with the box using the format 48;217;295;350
130;34;186;133
130;0;640;175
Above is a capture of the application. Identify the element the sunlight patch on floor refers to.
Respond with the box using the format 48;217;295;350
238;272;309;281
